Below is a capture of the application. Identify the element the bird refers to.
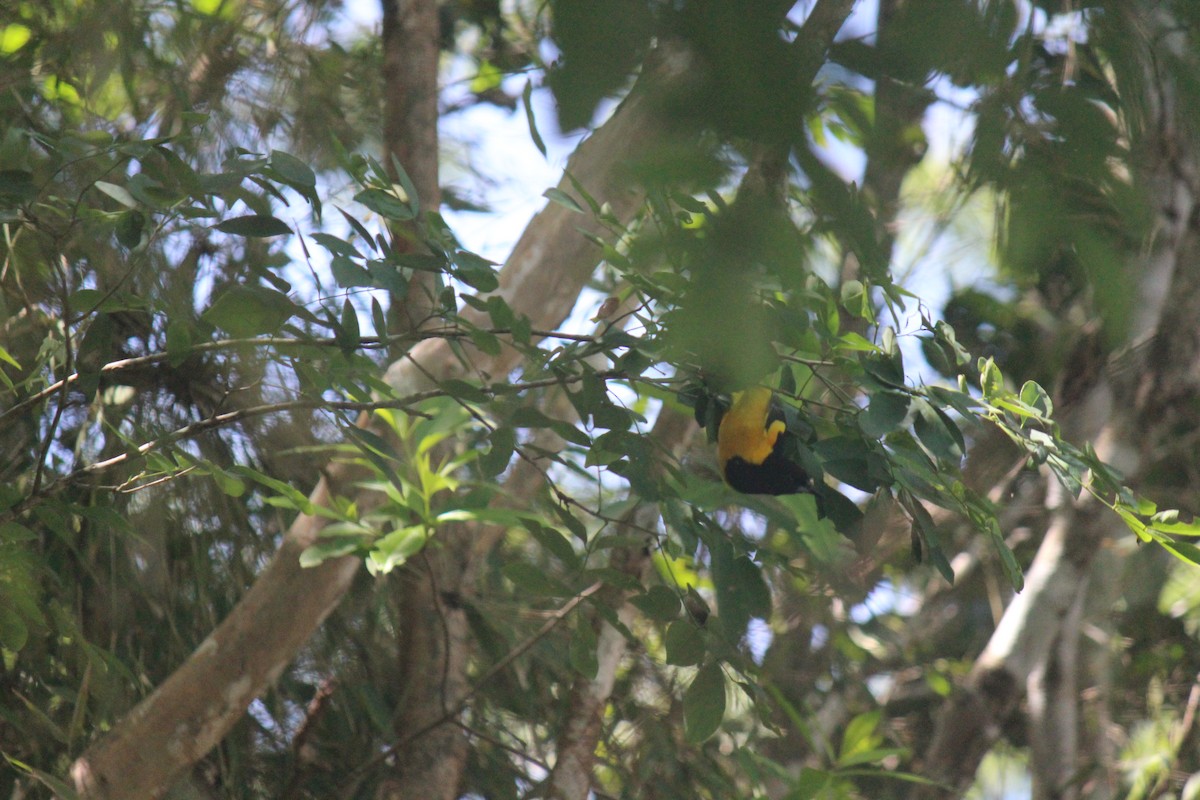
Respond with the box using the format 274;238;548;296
716;387;814;495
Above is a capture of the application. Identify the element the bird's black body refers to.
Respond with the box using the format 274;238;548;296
722;448;812;495
716;387;813;496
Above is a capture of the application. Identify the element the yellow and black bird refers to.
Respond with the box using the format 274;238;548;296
716;387;813;496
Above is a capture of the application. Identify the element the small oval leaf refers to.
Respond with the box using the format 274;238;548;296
664;620;706;666
214;214;292;237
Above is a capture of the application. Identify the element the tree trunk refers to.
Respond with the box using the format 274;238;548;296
381;0;442;337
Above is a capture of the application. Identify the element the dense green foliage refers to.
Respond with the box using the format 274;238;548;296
3;1;1200;798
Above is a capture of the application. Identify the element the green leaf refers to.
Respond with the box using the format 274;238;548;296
470;329;501;355
564;170;602;214
630;585;681;622
502;563;572;596
543;187;584;214
367;526;429;574
1149;518;1200;536
525;520;580;569
861;348;905;387
214;214;292;237
791;768;832;799
934;320;972;366
814;436;882;493
338;206;377;245
903;492;954;583
731;556;772;620
522;79;548;157
841;279;869;317
683;662;726;743
331;255;373;288
124;172;177;207
230;466;315;514
355;187;414;220
94;180;137;208
338;297;361;350
553;503;589;543
480;426;516;478
1161;540;1200;567
268;149;317;188
0;521;36;543
859;391;910;438
452;250;500;292
664;620;706;666
371;296;388;337
1117;505;1151;542
979;356;1003;398
202;285;297;336
165;320;192;367
314;232;362;258
388;154;421;218
211;468;246;498
569;620;599;678
913;400;964;462
927;385;981;418
440;379;490;403
0;604;28;651
486;295;516;328
0;344;21;370
343;423;402;464
995;535;1025;591
0;24;32;55
1019;379;1053;418
838;710;882;765
115;209;146;249
299;537;362;568
4;754;80;799
470;59;503;93
591;402;633;431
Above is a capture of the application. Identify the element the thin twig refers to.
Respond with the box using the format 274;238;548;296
0;326;615;430
2;370;650;523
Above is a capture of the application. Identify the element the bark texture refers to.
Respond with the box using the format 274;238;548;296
381;0;442;334
381;0;440;211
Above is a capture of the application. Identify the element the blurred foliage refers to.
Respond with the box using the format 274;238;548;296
2;1;1200;799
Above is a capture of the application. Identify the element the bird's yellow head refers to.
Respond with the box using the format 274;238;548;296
717;387;787;468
